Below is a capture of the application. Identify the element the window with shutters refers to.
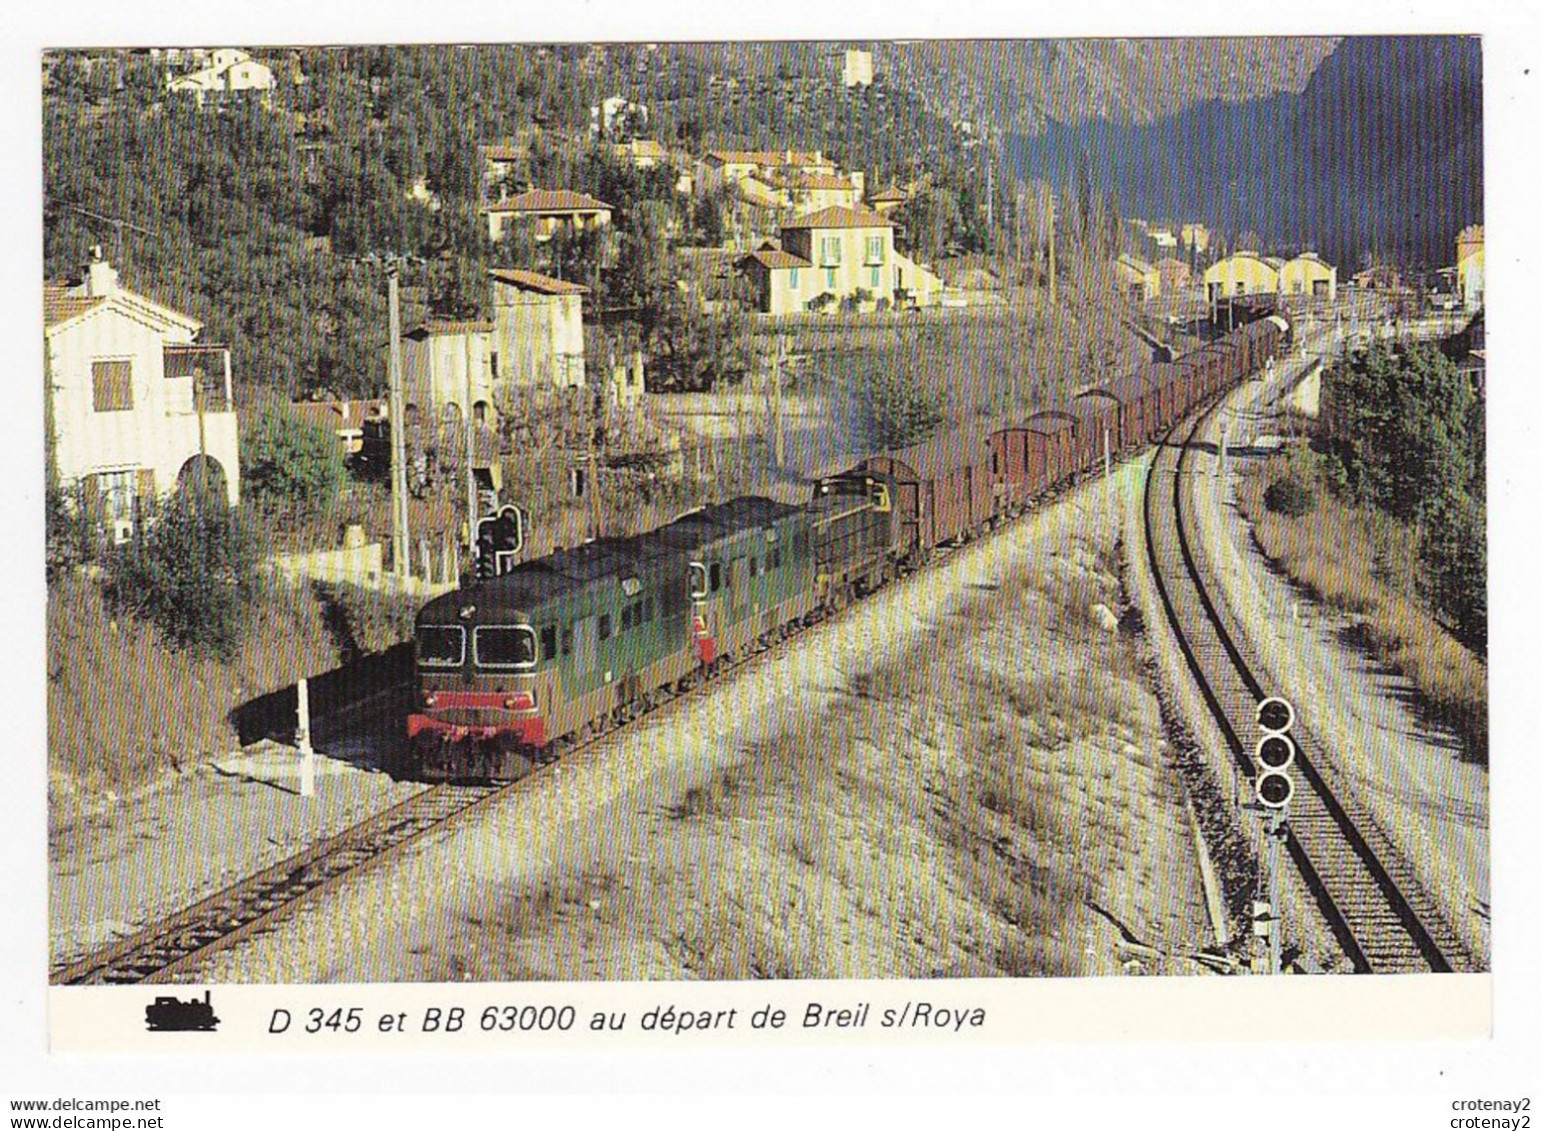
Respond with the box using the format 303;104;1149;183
820;236;842;266
92;360;133;412
864;235;885;265
95;470;136;521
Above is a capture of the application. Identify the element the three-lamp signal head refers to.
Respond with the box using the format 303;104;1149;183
474;505;527;580
1254;697;1296;811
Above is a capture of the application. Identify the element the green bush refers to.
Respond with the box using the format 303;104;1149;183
241;405;347;518
852;367;945;450
1263;474;1316;517
103;494;259;661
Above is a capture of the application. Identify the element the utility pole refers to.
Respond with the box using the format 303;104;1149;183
773;335;787;470
387;269;411;581
194;368;208;516
1047;190;1057;306
462;331;477;552
986;158;995;249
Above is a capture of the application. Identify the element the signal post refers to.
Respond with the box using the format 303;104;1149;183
1251;696;1297;974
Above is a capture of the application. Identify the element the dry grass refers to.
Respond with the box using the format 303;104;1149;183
429;517;1205;981
1237;454;1487;761
47;572;337;809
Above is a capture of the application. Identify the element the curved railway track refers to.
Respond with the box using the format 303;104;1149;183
53;476;1073;986
51;783;501;984
1143;378;1475;973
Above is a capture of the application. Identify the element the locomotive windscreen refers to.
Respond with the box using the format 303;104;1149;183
417;625;466;667
473;626;538;670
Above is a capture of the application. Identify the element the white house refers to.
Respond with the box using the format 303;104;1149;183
401;319;499;434
165;48;275;105
400;268;591;433
488;268;589;390
45;253;241;539
842;50;874;88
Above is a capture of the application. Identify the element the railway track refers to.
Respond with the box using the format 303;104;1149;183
52;783;501;984
55;477;1076;986
1143;376;1475;973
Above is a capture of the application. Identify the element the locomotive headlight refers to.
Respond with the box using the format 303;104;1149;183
423;692;438;708
504;691;537;711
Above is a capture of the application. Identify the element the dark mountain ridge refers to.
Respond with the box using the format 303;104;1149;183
1001;35;1482;270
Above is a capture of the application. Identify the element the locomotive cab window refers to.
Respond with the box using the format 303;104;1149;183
540;625;558;661
418;624;466;668
709;562;722;592
560;627;573;656
473;625;537;670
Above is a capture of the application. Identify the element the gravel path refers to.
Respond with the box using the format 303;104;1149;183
1187;325;1490;965
49;735;424;966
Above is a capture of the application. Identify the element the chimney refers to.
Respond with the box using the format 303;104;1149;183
84;247;119;297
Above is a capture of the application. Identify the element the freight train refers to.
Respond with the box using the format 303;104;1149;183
407;312;1291;782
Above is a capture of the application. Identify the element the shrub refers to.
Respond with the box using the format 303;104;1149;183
241;404;347;519
1263;474;1316;517
851;367;945;450
103;494;259;661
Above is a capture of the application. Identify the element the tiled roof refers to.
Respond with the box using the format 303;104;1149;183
1117;253;1155;274
488;189;613;214
867;187;908;202
628;139;668;157
43;284;104;329
487;268;590;296
482;145;523;162
707;149;827;168
780;206;892;231
411;319;494;336
741;249;812;271
790;173;855;191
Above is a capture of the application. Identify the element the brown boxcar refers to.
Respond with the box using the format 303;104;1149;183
858;428;996;562
1022;411;1079;493
1066;390;1120;474
988;409;1082;514
986;422;1033;516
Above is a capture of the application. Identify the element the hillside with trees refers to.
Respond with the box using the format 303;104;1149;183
42;43;1004;402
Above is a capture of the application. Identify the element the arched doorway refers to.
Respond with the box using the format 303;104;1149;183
175;454;229;509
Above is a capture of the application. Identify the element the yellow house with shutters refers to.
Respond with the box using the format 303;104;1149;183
1279;252;1338;301
737;206;944;315
45;252;241;540
1203;252;1283;302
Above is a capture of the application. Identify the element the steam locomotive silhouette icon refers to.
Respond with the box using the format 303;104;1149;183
144;989;220;1032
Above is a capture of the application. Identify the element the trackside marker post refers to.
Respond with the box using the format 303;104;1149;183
298;677;315;798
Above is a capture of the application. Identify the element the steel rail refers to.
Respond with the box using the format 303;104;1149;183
1142;377;1474;973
